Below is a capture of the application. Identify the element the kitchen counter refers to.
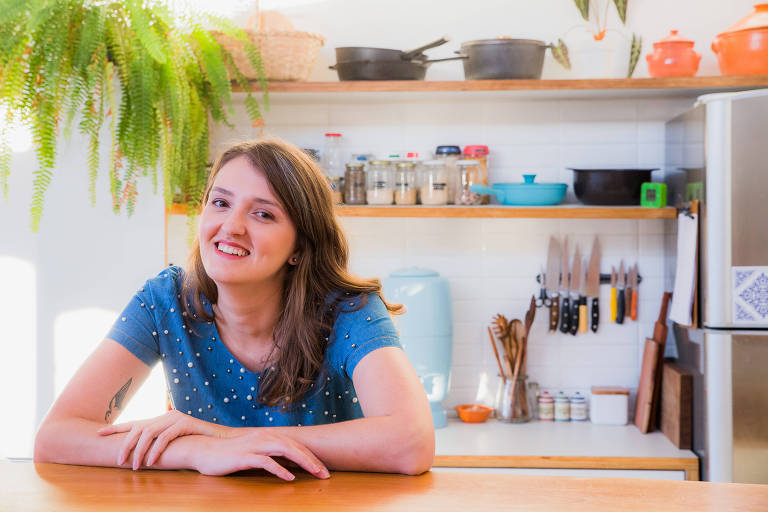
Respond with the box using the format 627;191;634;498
4;461;765;511
434;419;699;480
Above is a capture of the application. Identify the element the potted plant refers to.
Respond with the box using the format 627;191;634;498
0;0;268;231
551;0;642;79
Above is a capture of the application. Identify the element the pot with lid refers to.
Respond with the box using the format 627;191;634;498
470;174;567;206
646;30;701;77
569;168;658;206
458;38;552;79
712;3;768;75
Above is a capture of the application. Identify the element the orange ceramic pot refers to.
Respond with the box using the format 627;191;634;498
646;30;701;77
712;3;768;75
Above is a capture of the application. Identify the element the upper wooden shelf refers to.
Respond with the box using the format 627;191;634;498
232;75;768;96
168;203;676;219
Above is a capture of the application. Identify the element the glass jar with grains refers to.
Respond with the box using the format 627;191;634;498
366;160;394;205
420;160;449;205
393;162;417;205
455;160;482;205
344;162;366;205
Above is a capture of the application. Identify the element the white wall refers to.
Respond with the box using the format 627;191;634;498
0;0;758;457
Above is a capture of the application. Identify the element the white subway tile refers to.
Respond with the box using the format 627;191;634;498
560;121;637;144
559;144;639;168
637;121;666;144
637;143;666;168
560;100;637;122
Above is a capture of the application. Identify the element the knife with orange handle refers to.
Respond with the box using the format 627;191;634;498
630;263;639;321
610;266;617;323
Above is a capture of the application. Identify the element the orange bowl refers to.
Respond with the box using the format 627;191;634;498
455;404;493;423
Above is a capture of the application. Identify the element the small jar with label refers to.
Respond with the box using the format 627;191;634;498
420;160;449;205
538;391;554;421
394;162;417;205
455;160;483;205
569;391;587;422
327;176;344;204
554;391;570;421
366;160;394;205
344;162;366;205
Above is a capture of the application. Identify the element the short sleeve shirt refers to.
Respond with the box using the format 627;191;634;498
107;266;402;427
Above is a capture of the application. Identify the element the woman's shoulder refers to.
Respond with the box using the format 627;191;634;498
331;291;391;329
138;265;184;304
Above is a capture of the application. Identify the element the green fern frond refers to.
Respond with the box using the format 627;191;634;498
126;0;166;64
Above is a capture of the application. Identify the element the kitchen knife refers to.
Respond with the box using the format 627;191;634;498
610;266;617;323
578;261;588;334
569;247;581;336
631;263;639;321
545;236;561;332
536;265;547;308
616;260;626;325
625;263;633;321
585;237;601;333
559;237;571;334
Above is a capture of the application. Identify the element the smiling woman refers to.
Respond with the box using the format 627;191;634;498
33;138;435;479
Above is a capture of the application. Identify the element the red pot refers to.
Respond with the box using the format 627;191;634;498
646;30;701;77
712;3;768;75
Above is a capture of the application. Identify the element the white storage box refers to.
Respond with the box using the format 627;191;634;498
590;386;629;425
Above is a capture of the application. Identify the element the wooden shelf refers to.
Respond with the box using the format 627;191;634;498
233;75;768;95
167;203;676;219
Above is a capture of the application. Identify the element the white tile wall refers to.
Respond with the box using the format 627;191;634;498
190;95;691;414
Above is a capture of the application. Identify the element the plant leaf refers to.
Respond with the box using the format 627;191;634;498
627;33;642;78
551;39;571;70
573;0;589;21
613;0;628;24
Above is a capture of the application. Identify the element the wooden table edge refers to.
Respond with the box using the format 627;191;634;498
433;455;700;481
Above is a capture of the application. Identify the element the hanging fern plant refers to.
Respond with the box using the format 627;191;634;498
0;0;268;231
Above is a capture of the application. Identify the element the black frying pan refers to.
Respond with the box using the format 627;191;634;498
334;36;451;64
330;56;466;81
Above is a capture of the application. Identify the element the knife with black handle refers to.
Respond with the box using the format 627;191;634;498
559;237;571;334
616;260;626;325
585;237;601;333
560;294;571;333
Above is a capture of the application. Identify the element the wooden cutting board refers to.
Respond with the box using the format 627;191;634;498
660;361;693;449
634;338;661;434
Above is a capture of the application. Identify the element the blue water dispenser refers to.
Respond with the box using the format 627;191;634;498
382;267;453;428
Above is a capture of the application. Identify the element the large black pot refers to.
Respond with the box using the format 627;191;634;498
570;168;659;205
459;38;552;79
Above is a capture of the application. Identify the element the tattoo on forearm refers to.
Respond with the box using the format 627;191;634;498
105;378;132;423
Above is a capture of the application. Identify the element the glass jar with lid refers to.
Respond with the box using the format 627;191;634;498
420;160;449;205
455;159;482;205
344;162;366;205
394;162;417;205
435;145;461;204
366;160;394;205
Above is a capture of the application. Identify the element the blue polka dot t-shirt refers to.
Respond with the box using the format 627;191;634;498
107;266;402;427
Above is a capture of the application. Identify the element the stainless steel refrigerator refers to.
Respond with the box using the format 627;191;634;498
665;89;768;483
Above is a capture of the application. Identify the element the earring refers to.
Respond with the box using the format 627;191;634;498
291;256;298;264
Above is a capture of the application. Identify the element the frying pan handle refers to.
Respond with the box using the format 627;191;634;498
424;55;468;64
402;36;451;60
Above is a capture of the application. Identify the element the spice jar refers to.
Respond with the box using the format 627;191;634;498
327;176;344;204
435;145;460;204
538;391;554;421
462;145;490;204
420;160;449;205
366;160;394;205
554;391;570;422
344;162;366;205
394;162;417;205
455;160;483;205
569;391;587;422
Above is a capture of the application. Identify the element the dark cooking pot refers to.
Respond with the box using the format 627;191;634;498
330;56;466;81
570;168;659;205
459;38;552;79
331;36;467;81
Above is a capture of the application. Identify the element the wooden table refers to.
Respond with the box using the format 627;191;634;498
3;461;767;511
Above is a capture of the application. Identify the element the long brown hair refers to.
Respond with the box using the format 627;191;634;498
181;138;403;407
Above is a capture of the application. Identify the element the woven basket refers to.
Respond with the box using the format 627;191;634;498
213;29;325;82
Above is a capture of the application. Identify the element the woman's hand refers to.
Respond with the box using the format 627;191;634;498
192;430;330;480
97;409;239;469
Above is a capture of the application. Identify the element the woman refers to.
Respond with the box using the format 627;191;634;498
34;138;434;480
